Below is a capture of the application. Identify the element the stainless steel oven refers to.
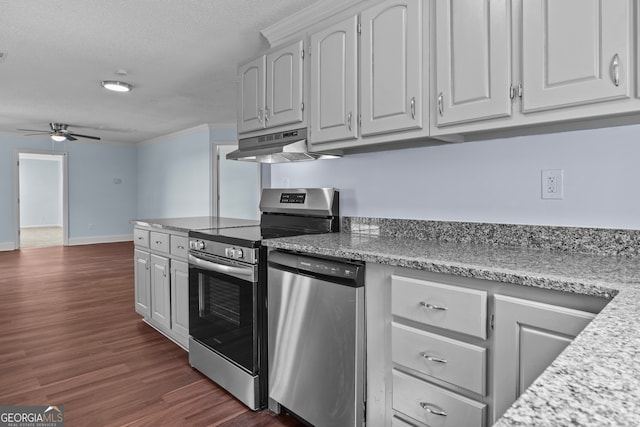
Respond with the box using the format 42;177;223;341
188;188;339;412
188;240;267;410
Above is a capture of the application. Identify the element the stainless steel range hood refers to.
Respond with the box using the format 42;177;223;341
227;128;341;163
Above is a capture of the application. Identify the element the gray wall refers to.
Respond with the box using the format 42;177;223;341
271;124;640;230
0;135;138;248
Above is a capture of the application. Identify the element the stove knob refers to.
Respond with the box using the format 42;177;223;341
225;247;233;257
234;248;244;259
193;240;205;251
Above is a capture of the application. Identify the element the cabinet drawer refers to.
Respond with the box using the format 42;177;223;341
150;231;170;253
393;369;486;427
391;275;487;339
392;322;486;395
170;235;188;259
134;228;150;248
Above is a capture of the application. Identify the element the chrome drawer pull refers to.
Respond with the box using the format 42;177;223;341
420;402;447;417
420;301;448;311
420;352;447;364
177;245;185;250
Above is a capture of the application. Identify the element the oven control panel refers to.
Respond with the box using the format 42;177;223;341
189;238;258;264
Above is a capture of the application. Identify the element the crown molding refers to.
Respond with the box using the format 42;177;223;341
261;0;365;47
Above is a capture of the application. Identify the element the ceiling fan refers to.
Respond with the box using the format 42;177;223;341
17;123;101;142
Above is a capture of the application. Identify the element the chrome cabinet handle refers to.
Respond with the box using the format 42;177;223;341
257;108;263;123
177;245;185;250
163;265;168;277
420;402;447;417
347;112;352;131
155;240;162;245
420;301;448;311
611;54;620;87
137;236;143;240
410;97;416;119
421;352;447;364
264;106;270;123
437;92;444;116
144;259;150;270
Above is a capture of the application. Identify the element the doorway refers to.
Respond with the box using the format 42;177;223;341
13;151;69;249
211;143;261;220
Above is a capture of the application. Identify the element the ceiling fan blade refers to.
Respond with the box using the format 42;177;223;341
65;135;78;141
23;132;51;136
68;133;101;140
17;128;49;132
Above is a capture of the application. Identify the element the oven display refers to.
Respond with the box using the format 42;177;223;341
280;193;306;204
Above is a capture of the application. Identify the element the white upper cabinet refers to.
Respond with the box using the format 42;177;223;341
238;40;304;134
435;0;511;126
265;41;304;128
522;0;631;113
310;15;359;144
360;0;423;136
238;56;266;133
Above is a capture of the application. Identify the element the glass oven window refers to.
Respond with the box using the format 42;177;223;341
189;266;258;373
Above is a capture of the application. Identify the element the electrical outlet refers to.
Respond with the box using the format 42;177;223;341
541;169;564;199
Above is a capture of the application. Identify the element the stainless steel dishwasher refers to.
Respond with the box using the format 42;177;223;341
267;249;365;427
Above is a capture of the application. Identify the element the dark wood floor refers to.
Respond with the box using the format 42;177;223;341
0;242;303;426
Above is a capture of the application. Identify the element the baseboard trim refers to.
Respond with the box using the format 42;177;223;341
68;234;133;246
20;225;63;229
0;242;16;251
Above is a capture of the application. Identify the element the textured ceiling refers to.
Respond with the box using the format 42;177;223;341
0;0;319;143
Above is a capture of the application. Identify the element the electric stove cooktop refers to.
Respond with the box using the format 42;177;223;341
189;225;310;248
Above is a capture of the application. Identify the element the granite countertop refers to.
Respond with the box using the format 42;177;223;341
262;232;640;426
131;216;260;233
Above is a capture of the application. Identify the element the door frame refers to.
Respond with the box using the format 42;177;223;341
13;150;69;249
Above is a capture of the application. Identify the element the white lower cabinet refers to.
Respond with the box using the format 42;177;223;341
491;295;596;421
133;227;189;350
150;254;171;330
134;248;151;317
170;259;190;346
365;264;607;427
393;369;486;427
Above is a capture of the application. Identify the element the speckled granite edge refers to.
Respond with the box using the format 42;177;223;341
342;217;640;257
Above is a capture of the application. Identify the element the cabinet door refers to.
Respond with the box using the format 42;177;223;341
522;0;630;113
361;0;423;136
134;249;151;317
310;15;359;144
492;295;595;422
150;254;171;330
435;0;511;126
238;55;266;133
265;40;304;129
170;260;189;344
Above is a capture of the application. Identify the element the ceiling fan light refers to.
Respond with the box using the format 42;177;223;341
101;80;132;92
51;134;66;142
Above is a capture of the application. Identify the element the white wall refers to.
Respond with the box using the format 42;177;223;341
271;124;640;230
0;134;138;249
19;156;63;227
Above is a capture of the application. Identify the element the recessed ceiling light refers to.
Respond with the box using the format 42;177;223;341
101;80;133;92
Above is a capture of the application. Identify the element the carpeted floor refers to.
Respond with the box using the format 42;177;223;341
20;226;63;248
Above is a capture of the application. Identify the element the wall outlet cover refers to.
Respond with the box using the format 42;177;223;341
541;169;564;200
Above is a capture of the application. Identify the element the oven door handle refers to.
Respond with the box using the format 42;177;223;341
189;254;255;278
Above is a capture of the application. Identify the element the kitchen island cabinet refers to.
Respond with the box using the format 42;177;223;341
133;225;189;350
